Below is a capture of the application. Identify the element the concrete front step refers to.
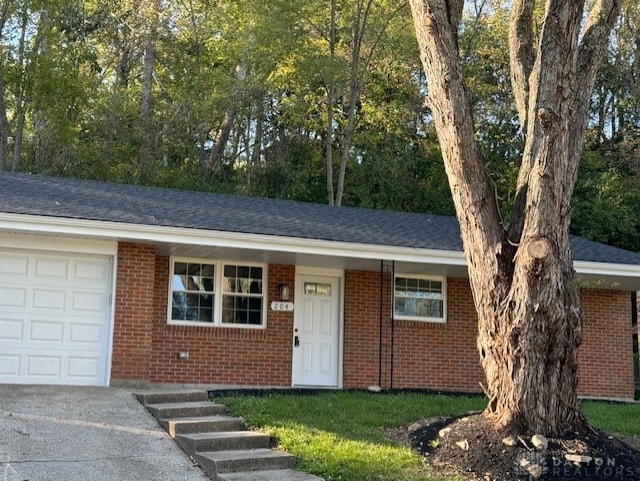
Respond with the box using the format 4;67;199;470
176;431;271;456
146;401;227;419
219;469;324;481
161;415;246;437
195;449;296;475
135;390;209;405
136;390;323;480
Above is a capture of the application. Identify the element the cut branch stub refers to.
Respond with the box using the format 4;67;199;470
537;107;558;132
527;238;551;260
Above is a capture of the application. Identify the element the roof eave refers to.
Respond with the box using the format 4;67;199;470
2;213;639;288
0;212;467;266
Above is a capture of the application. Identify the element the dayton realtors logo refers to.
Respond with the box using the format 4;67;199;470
549;456;639;478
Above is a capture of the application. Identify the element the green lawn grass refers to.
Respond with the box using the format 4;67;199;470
583;400;640;438
218;392;640;481
219;392;483;481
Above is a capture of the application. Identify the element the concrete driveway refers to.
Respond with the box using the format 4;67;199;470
0;385;210;481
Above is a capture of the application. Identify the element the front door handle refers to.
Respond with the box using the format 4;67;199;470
294;335;300;347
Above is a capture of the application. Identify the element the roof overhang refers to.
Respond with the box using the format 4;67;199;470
1;212;639;290
0;213;468;276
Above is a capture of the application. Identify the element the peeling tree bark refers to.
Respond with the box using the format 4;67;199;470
408;0;622;435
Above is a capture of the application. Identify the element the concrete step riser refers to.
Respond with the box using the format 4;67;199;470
176;433;270;456
137;393;320;480
162;418;246;437
219;470;325;481
148;404;227;419
136;391;209;405
195;451;296;475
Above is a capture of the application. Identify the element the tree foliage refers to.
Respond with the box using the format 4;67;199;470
0;0;636;253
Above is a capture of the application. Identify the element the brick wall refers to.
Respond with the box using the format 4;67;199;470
146;258;295;385
343;269;387;389
110;242;155;382
109;243;635;399
390;277;484;392
579;289;635;399
341;273;634;399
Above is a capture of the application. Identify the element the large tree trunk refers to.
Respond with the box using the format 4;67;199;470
408;0;621;435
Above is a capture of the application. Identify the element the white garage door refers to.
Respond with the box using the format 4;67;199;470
0;249;113;386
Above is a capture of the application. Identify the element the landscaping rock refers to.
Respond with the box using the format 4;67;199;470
565;453;593;465
455;439;469;451
527;463;543;478
531;434;548;451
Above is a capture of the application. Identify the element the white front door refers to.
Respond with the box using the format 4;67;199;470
292;274;340;387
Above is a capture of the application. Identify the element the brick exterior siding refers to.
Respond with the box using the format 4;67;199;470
579;289;635;399
147;256;295;386
110;243;155;382
110;242;636;399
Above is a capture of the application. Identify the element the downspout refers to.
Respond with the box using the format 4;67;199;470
390;260;395;390
633;292;638;394
378;260;384;389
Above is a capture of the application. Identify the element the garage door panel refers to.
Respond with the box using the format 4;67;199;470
34;257;69;278
0;249;112;386
31;288;67;310
29;319;65;343
73;260;109;284
0;254;28;276
72;291;106;312
0;354;20;376
0;318;23;341
67;356;101;379
27;354;62;377
0;286;27;308
69;323;102;344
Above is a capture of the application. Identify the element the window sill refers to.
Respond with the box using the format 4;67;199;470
167;320;266;329
393;316;447;324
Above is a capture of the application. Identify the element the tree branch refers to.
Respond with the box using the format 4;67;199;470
508;0;585;245
409;0;504;286
445;0;463;32
509;0;535;140
575;0;622;119
563;0;622;204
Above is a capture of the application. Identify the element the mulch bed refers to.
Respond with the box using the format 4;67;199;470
404;414;640;481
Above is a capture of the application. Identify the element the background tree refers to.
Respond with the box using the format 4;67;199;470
0;0;637;255
408;0;622;435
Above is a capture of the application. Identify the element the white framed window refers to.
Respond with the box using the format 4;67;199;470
394;275;446;323
221;264;264;326
169;258;266;328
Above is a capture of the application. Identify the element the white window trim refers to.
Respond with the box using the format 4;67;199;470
168;257;267;329
393;274;447;323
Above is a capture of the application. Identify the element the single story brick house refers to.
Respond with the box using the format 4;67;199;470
1;173;639;400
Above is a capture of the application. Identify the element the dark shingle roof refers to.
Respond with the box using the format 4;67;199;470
1;172;639;266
